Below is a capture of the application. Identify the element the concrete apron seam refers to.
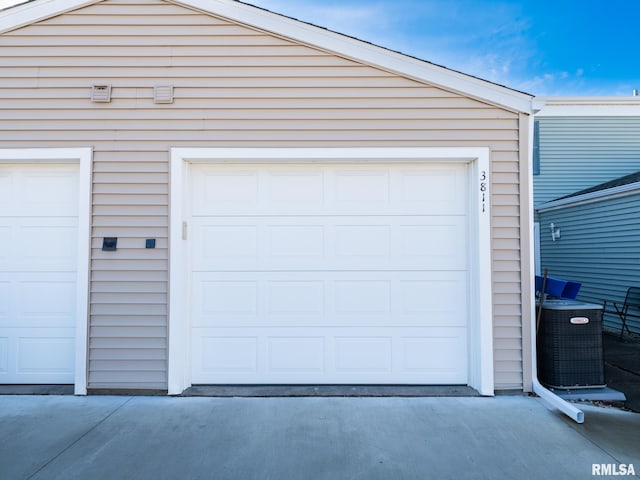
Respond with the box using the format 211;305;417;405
25;397;135;480
563;416;631;467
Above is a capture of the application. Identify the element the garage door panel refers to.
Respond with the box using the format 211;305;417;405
192;216;467;271
401;336;467;374
192;271;467;328
0;281;8;319
0;328;75;383
267;169;325;206
190;164;467;216
199;280;258;316
17;280;76;327
0;275;76;328
17;222;78;270
192;168;259;211
335;336;391;372
198;336;258;374
335;280;390;314
190;162;469;385
199;225;258;261
17;334;74;374
0;226;8;265
268;337;325;372
268;281;324;315
335;225;390;257
20;173;77;216
333;169;390;206
396;167;467;213
269;225;325;258
0;165;78;217
0;337;7;374
0;218;77;270
0;164;78;384
191;327;467;384
0;172;10;205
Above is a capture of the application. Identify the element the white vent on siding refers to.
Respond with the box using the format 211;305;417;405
154;85;174;104
91;85;112;103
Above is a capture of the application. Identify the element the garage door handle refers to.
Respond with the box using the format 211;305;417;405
182;221;188;240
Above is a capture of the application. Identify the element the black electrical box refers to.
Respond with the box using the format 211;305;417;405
102;237;117;251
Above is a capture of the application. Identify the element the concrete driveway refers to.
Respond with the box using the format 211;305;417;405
1;395;638;480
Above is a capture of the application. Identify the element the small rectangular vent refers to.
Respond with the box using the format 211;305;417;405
91;85;112;103
154;85;174;104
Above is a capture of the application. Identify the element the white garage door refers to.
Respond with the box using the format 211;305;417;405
190;163;469;384
0;164;79;384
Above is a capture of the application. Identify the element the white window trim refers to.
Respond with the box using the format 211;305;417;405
0;147;92;395
169;147;493;395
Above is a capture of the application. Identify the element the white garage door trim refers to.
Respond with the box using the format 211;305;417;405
0;148;91;395
169;147;493;395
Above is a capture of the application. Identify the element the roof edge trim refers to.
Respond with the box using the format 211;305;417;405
536;181;640;213
0;0;96;31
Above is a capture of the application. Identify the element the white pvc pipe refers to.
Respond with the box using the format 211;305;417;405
531;304;585;423
526;114;584;424
532;377;584;424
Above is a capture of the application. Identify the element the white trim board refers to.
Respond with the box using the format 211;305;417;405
533;97;640;117
0;0;533;113
0;147;92;395
169;147;494;396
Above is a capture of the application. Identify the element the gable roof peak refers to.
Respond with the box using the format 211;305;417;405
0;0;533;113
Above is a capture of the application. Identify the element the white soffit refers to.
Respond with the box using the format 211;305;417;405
0;0;533;113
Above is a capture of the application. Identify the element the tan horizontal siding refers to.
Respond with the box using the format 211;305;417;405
92;183;167;194
0;35;298;47
91;238;168;249
91;281;166;293
1;66;390;77
0;77;437;89
0;106;516;120
0;131;519;143
90;348;166;360
92;248;167;260
91;259;168;271
0;0;524;390
91;270;168;282
0;86;463;100
6;24;268;37
0;46;326;57
92;162;167;173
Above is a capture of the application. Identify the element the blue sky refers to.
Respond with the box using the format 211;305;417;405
249;0;638;96
1;0;637;96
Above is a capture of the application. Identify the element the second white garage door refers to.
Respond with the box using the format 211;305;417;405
189;163;470;384
0;164;79;384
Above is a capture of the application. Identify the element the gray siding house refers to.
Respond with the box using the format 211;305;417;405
533;97;640;210
537;172;640;334
533;97;640;276
0;0;536;396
